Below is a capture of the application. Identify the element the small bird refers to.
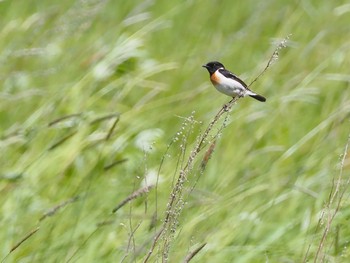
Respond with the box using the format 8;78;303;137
202;61;266;102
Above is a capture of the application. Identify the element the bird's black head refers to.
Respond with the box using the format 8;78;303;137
202;61;225;75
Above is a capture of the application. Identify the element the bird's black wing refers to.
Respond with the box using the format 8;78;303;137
218;68;248;88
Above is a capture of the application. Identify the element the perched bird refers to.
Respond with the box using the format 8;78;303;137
202;61;266;102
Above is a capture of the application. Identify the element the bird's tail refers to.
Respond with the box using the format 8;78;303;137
246;90;266;102
249;94;266;102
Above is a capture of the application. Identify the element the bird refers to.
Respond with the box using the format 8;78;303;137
202;61;266;102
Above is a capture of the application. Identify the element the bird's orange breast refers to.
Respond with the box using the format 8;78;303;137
210;71;221;86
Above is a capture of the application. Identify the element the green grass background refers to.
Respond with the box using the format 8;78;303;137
1;0;350;262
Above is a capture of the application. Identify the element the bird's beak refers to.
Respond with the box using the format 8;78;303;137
202;64;208;68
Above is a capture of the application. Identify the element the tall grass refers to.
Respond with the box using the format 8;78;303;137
1;0;350;262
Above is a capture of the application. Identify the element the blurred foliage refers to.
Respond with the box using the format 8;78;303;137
1;0;350;262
